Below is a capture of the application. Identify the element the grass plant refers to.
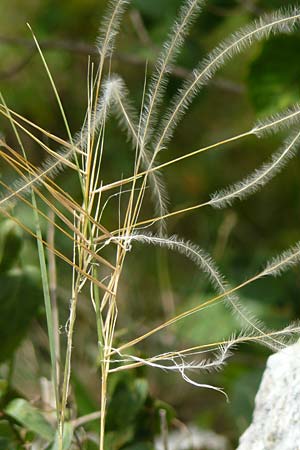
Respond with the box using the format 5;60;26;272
1;1;300;448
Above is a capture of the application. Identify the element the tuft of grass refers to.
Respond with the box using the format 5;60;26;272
1;1;300;449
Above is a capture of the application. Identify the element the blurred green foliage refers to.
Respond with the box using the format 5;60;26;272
0;220;42;362
4;398;55;441
0;0;300;448
249;35;300;115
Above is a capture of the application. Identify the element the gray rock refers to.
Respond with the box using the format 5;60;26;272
237;342;300;450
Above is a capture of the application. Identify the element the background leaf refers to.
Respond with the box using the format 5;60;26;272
4;398;54;441
248;35;300;115
0;220;23;272
0;267;42;362
106;377;148;431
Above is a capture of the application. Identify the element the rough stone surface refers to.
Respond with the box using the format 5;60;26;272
237;342;300;450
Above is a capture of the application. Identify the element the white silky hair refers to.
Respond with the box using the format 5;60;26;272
135;0;205;232
140;0;205;147
152;7;300;158
96;0;130;58
107;232;289;351
123;232;300;346
108;342;234;397
108;320;300;392
210;128;300;209
262;242;300;278
104;75;169;233
252;103;300;137
103;0;204;232
2;5;300;224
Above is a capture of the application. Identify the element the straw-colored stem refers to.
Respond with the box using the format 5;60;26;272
58;285;79;449
96;130;251;194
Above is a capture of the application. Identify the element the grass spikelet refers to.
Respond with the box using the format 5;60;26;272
104;75;170;232
108;340;234;397
111;232;285;349
154;7;300;156
262;242;300;277
140;0;204;146
114;232;231;293
209;129;300;209
96;0;130;58
252;103;300;137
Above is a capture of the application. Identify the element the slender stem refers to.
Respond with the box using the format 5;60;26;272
112;273;262;354
108;327;297;373
47;210;61;388
94;130;251;196
99;361;108;450
58;287;79;449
